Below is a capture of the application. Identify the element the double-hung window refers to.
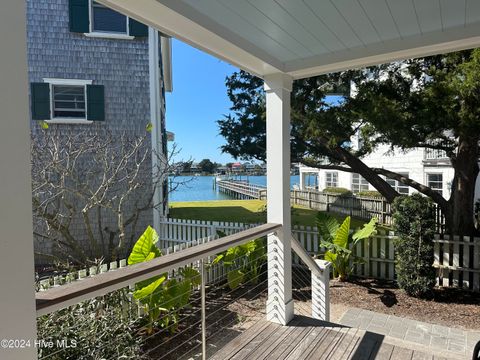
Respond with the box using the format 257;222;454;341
325;172;338;188
385;172;410;195
91;1;128;34
352;173;369;193
31;79;105;123
51;85;86;119
427;173;443;196
68;0;148;38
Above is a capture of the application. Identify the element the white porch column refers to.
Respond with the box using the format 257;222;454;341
265;73;294;325
0;1;37;359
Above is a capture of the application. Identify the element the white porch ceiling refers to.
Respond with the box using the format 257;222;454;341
101;0;480;79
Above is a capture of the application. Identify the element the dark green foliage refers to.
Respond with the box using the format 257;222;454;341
198;158;216;173
357;190;382;198
218;50;480;235
392;194;436;298
323;187;352;195
37;290;144;360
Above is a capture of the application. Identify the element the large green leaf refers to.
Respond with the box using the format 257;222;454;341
128;226;161;265
133;274;166;301
333;216;351;249
316;212;339;243
324;250;337;263
179;267;201;287
352;217;378;243
227;269;245;289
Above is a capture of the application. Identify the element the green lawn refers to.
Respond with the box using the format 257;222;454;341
169;200;367;228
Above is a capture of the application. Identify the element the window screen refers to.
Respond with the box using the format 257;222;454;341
92;2;127;34
52;85;86;119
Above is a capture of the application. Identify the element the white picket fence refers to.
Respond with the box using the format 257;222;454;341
37;219;480;295
158;218;480;291
433;234;480;292
37;235;229;296
159;218;398;281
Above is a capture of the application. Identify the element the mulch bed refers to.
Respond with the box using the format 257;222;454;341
330;277;480;330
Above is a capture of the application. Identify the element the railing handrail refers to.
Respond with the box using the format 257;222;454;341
36;223;281;316
290;234;328;277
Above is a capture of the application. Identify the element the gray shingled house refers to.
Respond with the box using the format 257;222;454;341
26;0;172;265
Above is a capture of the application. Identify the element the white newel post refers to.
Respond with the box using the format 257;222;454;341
312;260;331;322
265;73;294;325
0;1;38;359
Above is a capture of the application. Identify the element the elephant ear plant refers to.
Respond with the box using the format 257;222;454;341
128;226;200;335
317;213;377;281
212;231;266;290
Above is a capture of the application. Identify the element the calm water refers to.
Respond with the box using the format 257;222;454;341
169;175;314;202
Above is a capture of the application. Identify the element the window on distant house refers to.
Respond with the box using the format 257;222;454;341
386;172;410;195
427;173;443;196
351;173;369;193
91;1;127;34
31;79;104;123
325;172;338;188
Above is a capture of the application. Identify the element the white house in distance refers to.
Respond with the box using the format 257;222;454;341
299;135;480;202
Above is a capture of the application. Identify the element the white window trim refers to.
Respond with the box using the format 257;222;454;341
426;173;444;194
87;0;133;39
43;79;93;124
351;173;369;192
84;32;134;40
325;171;338;188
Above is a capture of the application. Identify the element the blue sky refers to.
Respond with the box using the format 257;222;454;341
166;39;238;164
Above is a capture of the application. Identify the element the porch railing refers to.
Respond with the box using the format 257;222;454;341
36;223;330;359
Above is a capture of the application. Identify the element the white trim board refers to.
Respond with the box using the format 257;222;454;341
43;78;93;86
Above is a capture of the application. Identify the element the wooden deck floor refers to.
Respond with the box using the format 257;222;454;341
210;316;451;360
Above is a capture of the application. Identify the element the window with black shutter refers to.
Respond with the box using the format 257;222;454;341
31;80;105;123
69;0;148;38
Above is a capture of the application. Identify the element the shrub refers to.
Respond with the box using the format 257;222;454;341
392;194;436;297
323;187;352;196
317;213;377;281
37;290;144;360
357;190;382;198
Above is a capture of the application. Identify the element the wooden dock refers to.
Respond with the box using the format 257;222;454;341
216;180;267;200
211;316;451;360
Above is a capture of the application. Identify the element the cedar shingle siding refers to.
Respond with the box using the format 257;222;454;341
26;0;164;263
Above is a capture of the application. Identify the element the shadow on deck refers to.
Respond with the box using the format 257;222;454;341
209;315;451;360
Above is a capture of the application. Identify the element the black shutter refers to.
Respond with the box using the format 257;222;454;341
69;0;89;33
129;19;148;37
31;83;51;120
86;85;105;121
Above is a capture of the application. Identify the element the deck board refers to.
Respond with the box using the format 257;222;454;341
212;316;439;360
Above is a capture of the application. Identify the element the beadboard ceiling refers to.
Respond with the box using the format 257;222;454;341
101;0;480;78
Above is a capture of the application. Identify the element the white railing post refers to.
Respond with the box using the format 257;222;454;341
311;259;331;322
265;73;294;325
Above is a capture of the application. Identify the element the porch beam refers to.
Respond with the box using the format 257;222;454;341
0;1;37;359
265;73;294;325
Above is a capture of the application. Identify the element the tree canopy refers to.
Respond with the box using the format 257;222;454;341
218;49;480;235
